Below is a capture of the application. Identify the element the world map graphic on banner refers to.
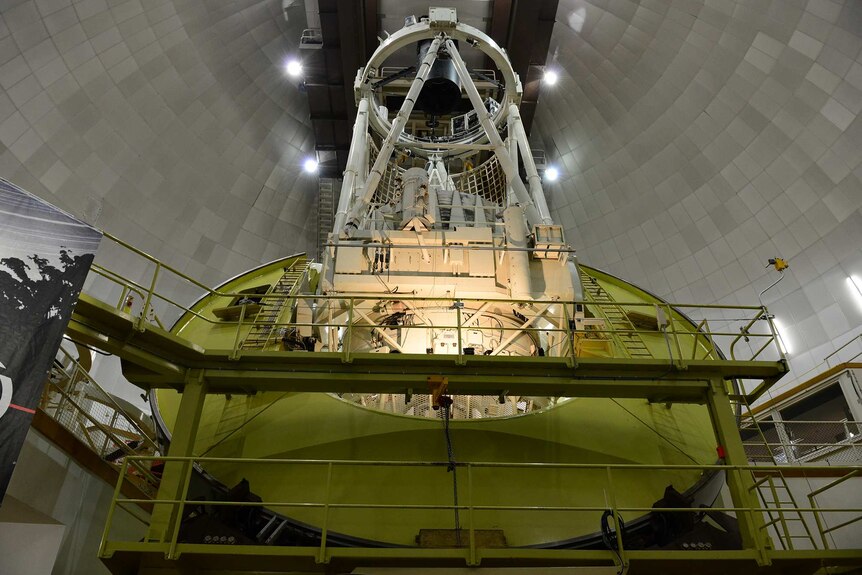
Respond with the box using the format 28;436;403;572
0;178;102;502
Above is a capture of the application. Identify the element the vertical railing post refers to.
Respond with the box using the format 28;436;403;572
167;457;196;559
666;304;684;368
231;303;247;360
704;318;718;359
117;285;129;310
808;493;831;550
456;303;464;365
99;458;128;557
344;298;354;363
318;462;333;564
467;463;476;565
605;467;627;570
138;262;160;332
564;303;576;367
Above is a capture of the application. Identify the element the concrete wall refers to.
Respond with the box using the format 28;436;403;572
0;496;65;575
2;429;147;575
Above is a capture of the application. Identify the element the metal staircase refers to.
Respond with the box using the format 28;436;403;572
240;258;309;350
751;473;818;550
40;347;161;496
579;271;653;359
739;397;819;550
317;178;336;261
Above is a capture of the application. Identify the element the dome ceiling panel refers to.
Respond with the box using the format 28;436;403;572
534;0;862;399
0;0;318;314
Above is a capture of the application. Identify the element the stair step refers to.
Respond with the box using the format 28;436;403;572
580;271;653;360
241;259;309;350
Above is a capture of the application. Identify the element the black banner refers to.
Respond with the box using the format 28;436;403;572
0;178;102;501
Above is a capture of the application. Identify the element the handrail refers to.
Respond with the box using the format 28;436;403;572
99;455;862;561
76;232;788;404
41;353;162;495
745;362;862;417
808;469;861;548
97;231;768;309
55;346;159;452
88;234;783;353
741;420;862;425
42;378;161;489
824;333;862;366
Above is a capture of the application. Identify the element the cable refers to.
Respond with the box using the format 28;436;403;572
610;399;699;464
600;509;626;574
440;402;461;544
198;392;290;457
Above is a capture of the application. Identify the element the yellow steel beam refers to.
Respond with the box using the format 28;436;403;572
100;543;862;574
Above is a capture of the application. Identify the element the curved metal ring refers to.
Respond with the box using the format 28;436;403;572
356;19;522;150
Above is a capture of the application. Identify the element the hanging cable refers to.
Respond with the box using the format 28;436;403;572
440;398;461;544
600;509;626;575
199;392;290;457
610;399;699;464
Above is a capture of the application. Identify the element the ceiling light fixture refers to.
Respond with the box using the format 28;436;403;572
286;59;303;77
848;276;862;309
543;69;559;85
544;166;559;182
772;317;791;355
303;157;319;173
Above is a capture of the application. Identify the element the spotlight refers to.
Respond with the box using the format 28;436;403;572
544;166;559;182
286;59;303;77
543;69;559;85
303;157;319;173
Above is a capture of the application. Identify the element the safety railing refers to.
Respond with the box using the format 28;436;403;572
40;346;162;495
300;28;323;49
380;67;498;83
81;234;787;370
99;456;862;564
808;469;862;548
366;138;507;208
188;295;779;366
741;420;862;464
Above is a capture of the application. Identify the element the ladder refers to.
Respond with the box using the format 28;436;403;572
317;179;335;261
739;397;819;550
579;271;652;359
240;257;309;350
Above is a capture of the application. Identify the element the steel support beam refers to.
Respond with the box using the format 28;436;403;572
101;543;862;574
147;371;207;545
445;38;543;230
344;36;443;231
196;368;712;400
707;376;773;565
